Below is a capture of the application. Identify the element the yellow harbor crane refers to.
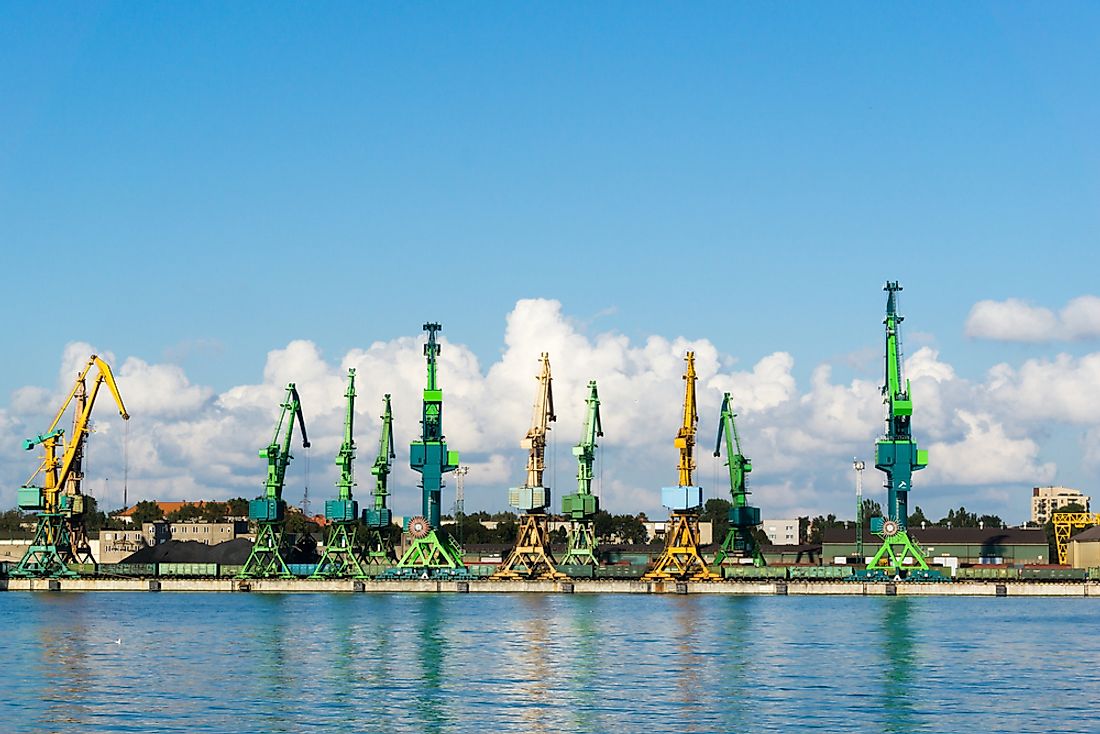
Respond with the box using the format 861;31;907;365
643;352;717;581
1052;512;1100;565
495;353;566;579
14;355;129;578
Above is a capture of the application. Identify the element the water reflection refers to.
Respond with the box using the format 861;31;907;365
413;594;449;732
879;598;920;734
37;594;93;730
563;595;603;733
714;597;754;730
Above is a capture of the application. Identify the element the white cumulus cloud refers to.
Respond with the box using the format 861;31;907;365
966;295;1100;342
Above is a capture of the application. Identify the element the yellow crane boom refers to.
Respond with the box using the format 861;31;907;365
674;352;698;488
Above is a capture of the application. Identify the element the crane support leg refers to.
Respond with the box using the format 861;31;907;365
11;513;79;578
494;512;565;580
867;529;929;576
397;529;465;570
239;521;293;578
560;521;599;567
312;522;367;578
643;512;717;581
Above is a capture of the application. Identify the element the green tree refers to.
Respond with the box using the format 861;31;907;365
166;503;204;522
200;501;229;523
861;499;883;523
130;500;165;526
702;498;731;546
807;514;848;544
939;507;979;528
226;497;250;518
977;514;1004;529
908;506;929;527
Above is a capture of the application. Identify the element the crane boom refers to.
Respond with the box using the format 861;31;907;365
260;384;310;502
573;380;602;497
675;352;698;488
521;352;556;492
334;369;356;501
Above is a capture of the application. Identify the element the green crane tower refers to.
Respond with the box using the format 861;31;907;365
712;392;764;567
396;323;464;572
313;369;367;578
868;281;931;578
240;384;310;579
560;380;603;569
363;393;395;564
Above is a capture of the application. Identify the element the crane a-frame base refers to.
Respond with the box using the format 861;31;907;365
11;513;81;578
560;521;599;567
643;512;718;581
396;528;465;569
713;528;764;567
239;521;293;578
867;529;930;577
312;522;367;578
494;513;566;580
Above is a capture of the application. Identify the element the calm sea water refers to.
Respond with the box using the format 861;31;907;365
1;592;1095;733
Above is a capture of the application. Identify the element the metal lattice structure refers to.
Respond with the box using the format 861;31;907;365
13;355;129;578
1053;512;1100;565
644;353;717;581
560;380;604;568
867;282;931;577
314;369;368;578
496;353;565;579
396;323;464;571
362;393;396;565
712;392;763;567
240;384;310;579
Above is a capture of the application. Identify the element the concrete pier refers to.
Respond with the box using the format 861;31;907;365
1;577;1097;596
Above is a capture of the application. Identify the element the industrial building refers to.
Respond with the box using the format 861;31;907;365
822;526;1049;565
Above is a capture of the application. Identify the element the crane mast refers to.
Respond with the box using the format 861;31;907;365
713;392;764;566
867;282;931;578
561;381;603;569
314;369;370;578
240;383;310;578
496;353;565;579
14;355;129;578
396;322;465;572
363;393;396;564
644;353;717;580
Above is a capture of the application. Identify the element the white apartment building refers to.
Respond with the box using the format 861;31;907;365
762;518;800;545
1032;486;1091;524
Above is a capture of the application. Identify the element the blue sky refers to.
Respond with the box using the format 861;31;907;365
2;3;1099;523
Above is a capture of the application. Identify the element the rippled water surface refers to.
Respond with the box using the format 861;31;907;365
2;592;1096;733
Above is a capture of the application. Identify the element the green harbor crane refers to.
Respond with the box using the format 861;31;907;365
363;393;395;564
868;282;931;578
396;323;464;572
240;384;310;579
314;369;367;578
560;380;603;569
14;355;129;578
495;353;565;579
712;392;764;567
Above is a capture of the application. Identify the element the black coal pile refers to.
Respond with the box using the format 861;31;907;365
122;538;253;565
